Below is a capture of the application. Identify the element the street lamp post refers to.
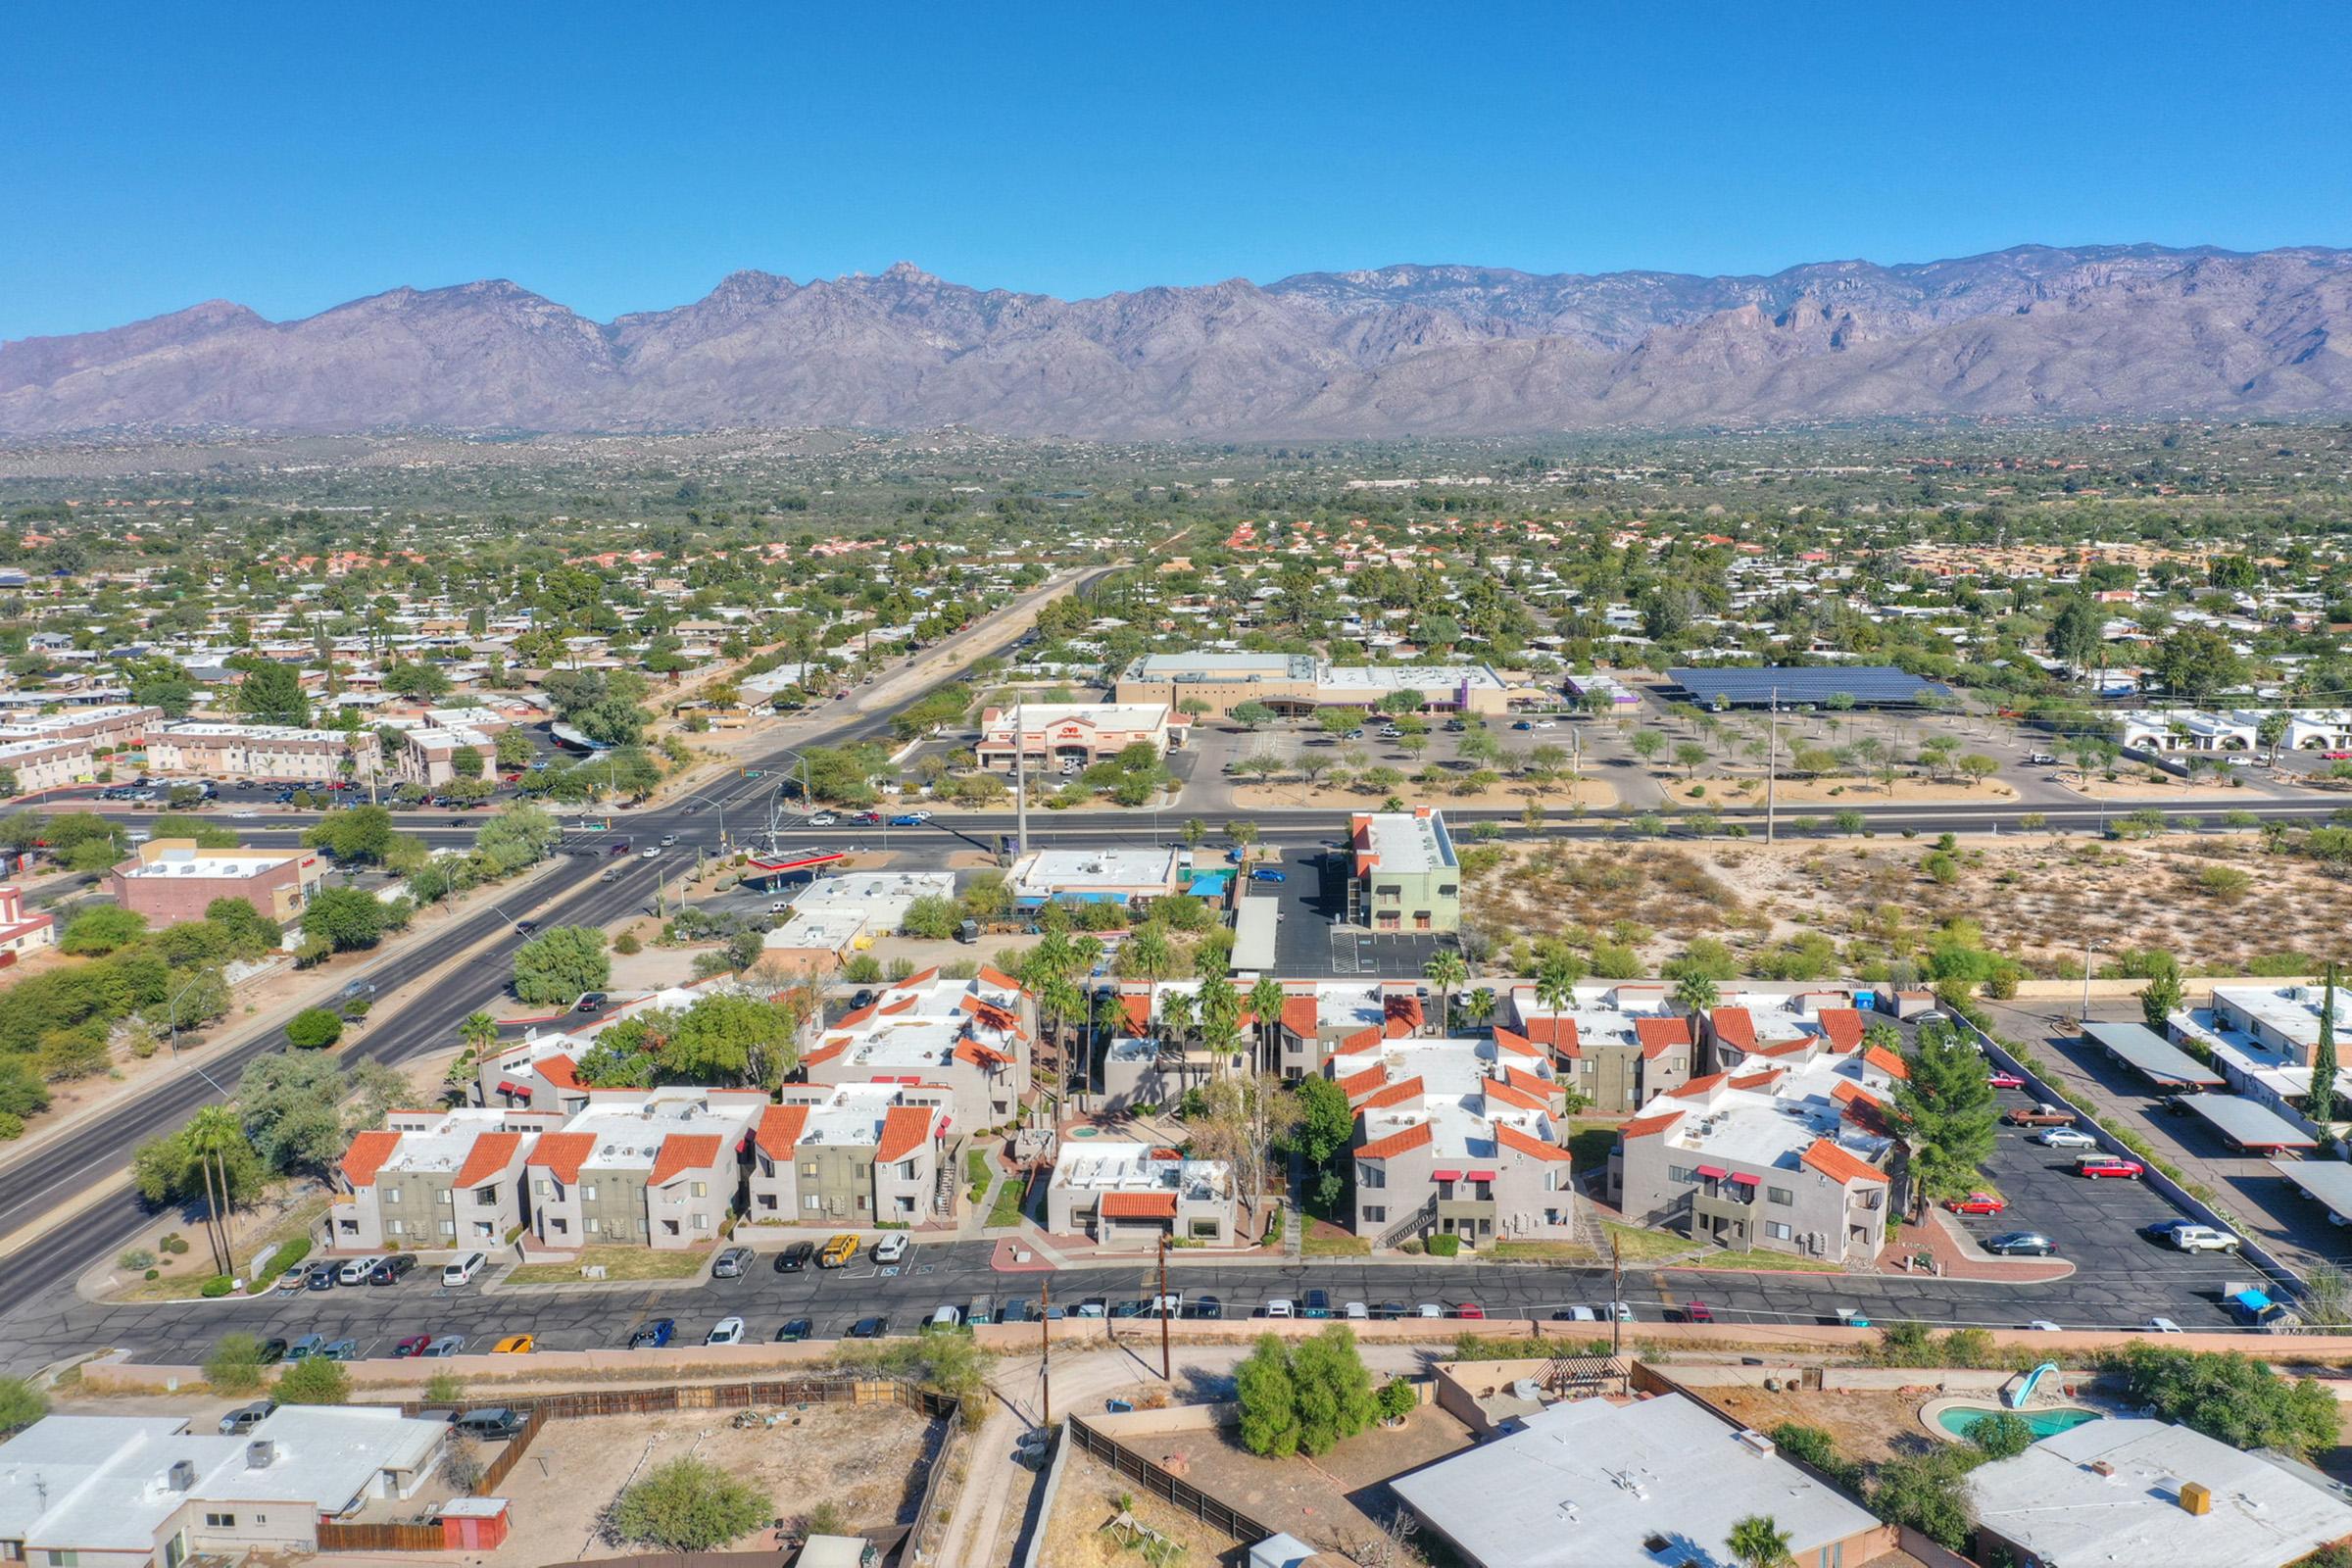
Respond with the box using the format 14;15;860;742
165;973;212;1057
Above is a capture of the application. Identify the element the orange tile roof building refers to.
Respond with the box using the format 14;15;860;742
747;1081;954;1229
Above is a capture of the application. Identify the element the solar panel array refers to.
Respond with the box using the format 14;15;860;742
1664;665;1957;708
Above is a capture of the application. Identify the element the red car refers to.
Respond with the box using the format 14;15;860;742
1946;1192;2007;1215
391;1335;432;1358
1987;1071;2027;1090
1452;1302;1486;1319
2077;1156;2145;1180
850;810;882;825
2325;751;2352;761
1683;1300;1714;1323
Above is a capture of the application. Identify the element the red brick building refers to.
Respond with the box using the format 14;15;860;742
108;839;325;928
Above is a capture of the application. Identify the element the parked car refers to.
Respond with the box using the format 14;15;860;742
442;1251;489;1287
818;1233;860;1268
775;1240;815;1272
574;992;609;1013
286;1334;326;1360
219;1400;275;1434
710;1246;755;1279
704;1317;746;1347
872;1233;910;1264
335;1255;382;1286
491;1334;535;1354
392;1335;433;1357
847;1316;889;1339
2026;1319;2064;1332
422;1335;466;1357
2145;1317;2184;1334
2034;1126;2098;1150
1370;1301;1404;1320
2158;1223;2241;1253
452;1407;527;1442
1452;1302;1487;1320
629;1318;676;1348
2003;1103;2076;1128
368;1253;418;1285
1984;1232;2056;1256
1986;1070;2028;1090
256;1338;290;1363
1682;1300;1714;1323
924;1304;965;1333
318;1339;360;1361
1414;1303;1445;1319
1187;1296;1223;1321
275;1264;310;1292
1250;867;1287;883
1301;1289;1331;1318
776;1318;813;1342
1945;1192;2007;1215
2077;1155;2146;1179
1262;1298;1294;1319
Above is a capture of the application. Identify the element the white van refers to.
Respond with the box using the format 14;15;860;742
1264;1298;1295;1318
336;1255;382;1285
1147;1294;1183;1317
441;1251;489;1287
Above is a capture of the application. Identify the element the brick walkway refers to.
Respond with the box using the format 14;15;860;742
1880;1208;2073;1285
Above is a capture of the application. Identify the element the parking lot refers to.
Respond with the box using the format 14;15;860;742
1259;850;1453;979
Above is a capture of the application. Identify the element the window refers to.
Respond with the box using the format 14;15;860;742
900;1160;916;1179
384;1186;401;1203
388;1219;405;1237
1189;1218;1220;1239
1668;1164;1695;1184
759;1194;775;1209
439;1189;454;1204
585;1216;601;1235
1358;1164;1385;1190
533;1178;550;1198
581;1183;598;1202
801;1161;818;1178
473;1186;496;1205
48;1551;77;1566
204;1513;236;1529
1363;1205;1387;1224
1437;883;1457;898
804;1194;822;1211
857;1195;870;1212
1766;1221;1793;1241
1287;1038;1303;1054
1768;1186;1793;1206
438;1219;456;1237
692;1212;710;1231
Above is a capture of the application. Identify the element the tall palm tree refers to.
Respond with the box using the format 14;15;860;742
1534;952;1579;1032
1158;989;1198;1091
1726;1514;1794;1568
1248;975;1285;1078
1464;987;1495;1029
1672;969;1721;1020
183;1104;247;1278
1424;951;1469;1035
460;1011;499;1054
1124;927;1174;985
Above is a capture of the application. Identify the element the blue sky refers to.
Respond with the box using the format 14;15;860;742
5;2;2348;339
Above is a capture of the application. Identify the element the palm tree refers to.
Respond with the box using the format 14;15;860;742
1249;975;1285;1077
1726;1513;1794;1568
1463;987;1495;1029
1125;927;1175;985
183;1104;247;1278
1671;970;1721;1019
460;1011;499;1054
1534;951;1579;1032
1158;988;1198;1091
1424;950;1469;1035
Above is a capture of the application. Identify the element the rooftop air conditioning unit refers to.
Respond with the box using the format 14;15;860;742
167;1458;197;1491
247;1440;275;1469
1734;1429;1776;1458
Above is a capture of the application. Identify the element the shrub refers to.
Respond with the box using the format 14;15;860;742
160;1233;190;1255
205;1334;268;1393
1968;1409;2036;1460
0;1112;21;1141
285;1008;343;1051
120;1248;156;1272
1426;1233;1461;1258
1375;1376;1417;1422
0;1376;47;1437
199;1275;234;1298
257;1237;312;1290
613;929;642;956
604;1456;773;1551
274;1356;351;1405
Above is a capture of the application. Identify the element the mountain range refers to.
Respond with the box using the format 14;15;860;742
3;244;2348;440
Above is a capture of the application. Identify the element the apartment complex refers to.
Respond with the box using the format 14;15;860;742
1341;1031;1575;1247
1114;651;1516;717
0;885;57;961
109;838;327;927
0;704;163;791
974;702;1178;771
1498;981;1697;1114
1046;1138;1237;1249
1346;807;1460;933
525;1089;766;1250
145;720;379;782
331;1107;554;1250
799;966;1034;1134
747;1083;950;1228
1612;1035;1900;1266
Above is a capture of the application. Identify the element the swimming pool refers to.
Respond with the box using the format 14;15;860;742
1935;1404;2103;1441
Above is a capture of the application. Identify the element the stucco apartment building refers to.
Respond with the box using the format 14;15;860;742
525;1088;766;1250
332;1106;556;1251
1046;1138;1238;1249
0;703;161;753
1347;807;1461;933
146;720;379;782
1498;981;1697;1115
0;885;57;961
109;837;327;927
1342;1030;1576;1248
1611;1034;1899;1266
974;702;1179;771
1113;651;1517;718
748;1083;950;1227
799;966;1034;1135
1101;979;1429;1103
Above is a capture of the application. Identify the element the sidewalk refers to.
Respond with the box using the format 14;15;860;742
1878;1208;2074;1285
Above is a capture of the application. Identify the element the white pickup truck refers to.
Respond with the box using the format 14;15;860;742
2167;1224;2242;1254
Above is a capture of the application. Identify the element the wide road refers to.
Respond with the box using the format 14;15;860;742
0;566;1113;1320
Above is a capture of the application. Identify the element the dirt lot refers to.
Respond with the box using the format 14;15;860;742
1041;1446;1242;1568
1469;830;2350;974
1696;1386;1936;1468
475;1399;939;1563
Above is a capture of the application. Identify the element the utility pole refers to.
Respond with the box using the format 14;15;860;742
2082;939;2095;1028
1040;1275;1052;1426
1610;1232;1624;1360
1014;697;1029;857
1765;687;1779;846
1158;1231;1172;1382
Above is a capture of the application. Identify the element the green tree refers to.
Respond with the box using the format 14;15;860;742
231;661;310;726
1287;1076;1356;1170
512;925;611;1005
0;1376;47;1437
204;1333;269;1394
274;1356;351;1405
2139;950;2184;1029
1966;1409;2035;1461
1890;1020;1997;1205
286;1007;344;1051
1235;1333;1301;1457
604;1456;773;1552
900;895;960;941
2312;963;2340;1138
2112;1344;2339;1456
1669;968;1720;1017
1231;702;1275;731
1290;1324;1378;1455
1423;949;1468;1031
662;993;803;1088
1727;1514;1796;1568
1868;1447;1979;1550
1631;729;1665;766
2152;625;2247;700
303;805;398;863
300;886;389;951
59;906;148;956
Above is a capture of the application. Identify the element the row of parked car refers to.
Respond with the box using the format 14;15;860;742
282;1251;490;1291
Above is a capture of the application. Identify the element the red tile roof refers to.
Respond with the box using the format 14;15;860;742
537;1054;582;1091
1493;1026;1546;1059
1711;1007;1757;1053
1120;994;1153;1032
1817;1007;1864;1054
1864;1045;1911;1081
1281;996;1321;1037
1728;1069;1783;1093
1670;1071;1730;1100
1515;1014;1578;1051
978;965;1024;991
1099;1191;1177;1219
341;1130;402;1189
1800;1138;1888;1186
1355;1121;1436;1160
875;1104;935;1164
1360;1076;1426;1112
756;1104;809;1160
1336;1062;1388;1100
1483;1076;1550;1112
803;1040;850;1067
899;967;941;988
1619;1109;1685;1140
1496;1123;1573;1163
1384;994;1424;1034
454;1132;522;1189
1333;1024;1385;1055
835;1003;879;1030
954;1039;1013;1069
527;1131;597;1184
650;1134;724;1187
1635;1017;1692;1058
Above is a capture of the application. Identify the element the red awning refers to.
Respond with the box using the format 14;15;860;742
1726;1171;1759;1187
1463;1170;1497;1183
496;1081;529;1098
1430;1169;1463;1182
1693;1163;1730;1181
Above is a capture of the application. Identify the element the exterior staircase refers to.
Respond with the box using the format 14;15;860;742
1378;1195;1438;1250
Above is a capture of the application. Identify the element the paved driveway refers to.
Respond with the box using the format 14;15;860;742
1265;852;1451;979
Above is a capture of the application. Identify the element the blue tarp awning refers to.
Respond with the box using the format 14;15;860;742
1188;872;1232;896
2233;1289;2273;1312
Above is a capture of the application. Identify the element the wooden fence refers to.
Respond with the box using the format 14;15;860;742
315;1521;445;1552
1066;1415;1278;1545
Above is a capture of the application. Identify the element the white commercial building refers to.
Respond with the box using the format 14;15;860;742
1008;847;1181;909
975;702;1177;772
759;870;957;974
1966;1417;2352;1568
1392;1392;1886;1568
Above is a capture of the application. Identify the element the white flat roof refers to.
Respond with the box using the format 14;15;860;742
1965;1418;2352;1568
1392;1393;1879;1568
1011;847;1179;894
